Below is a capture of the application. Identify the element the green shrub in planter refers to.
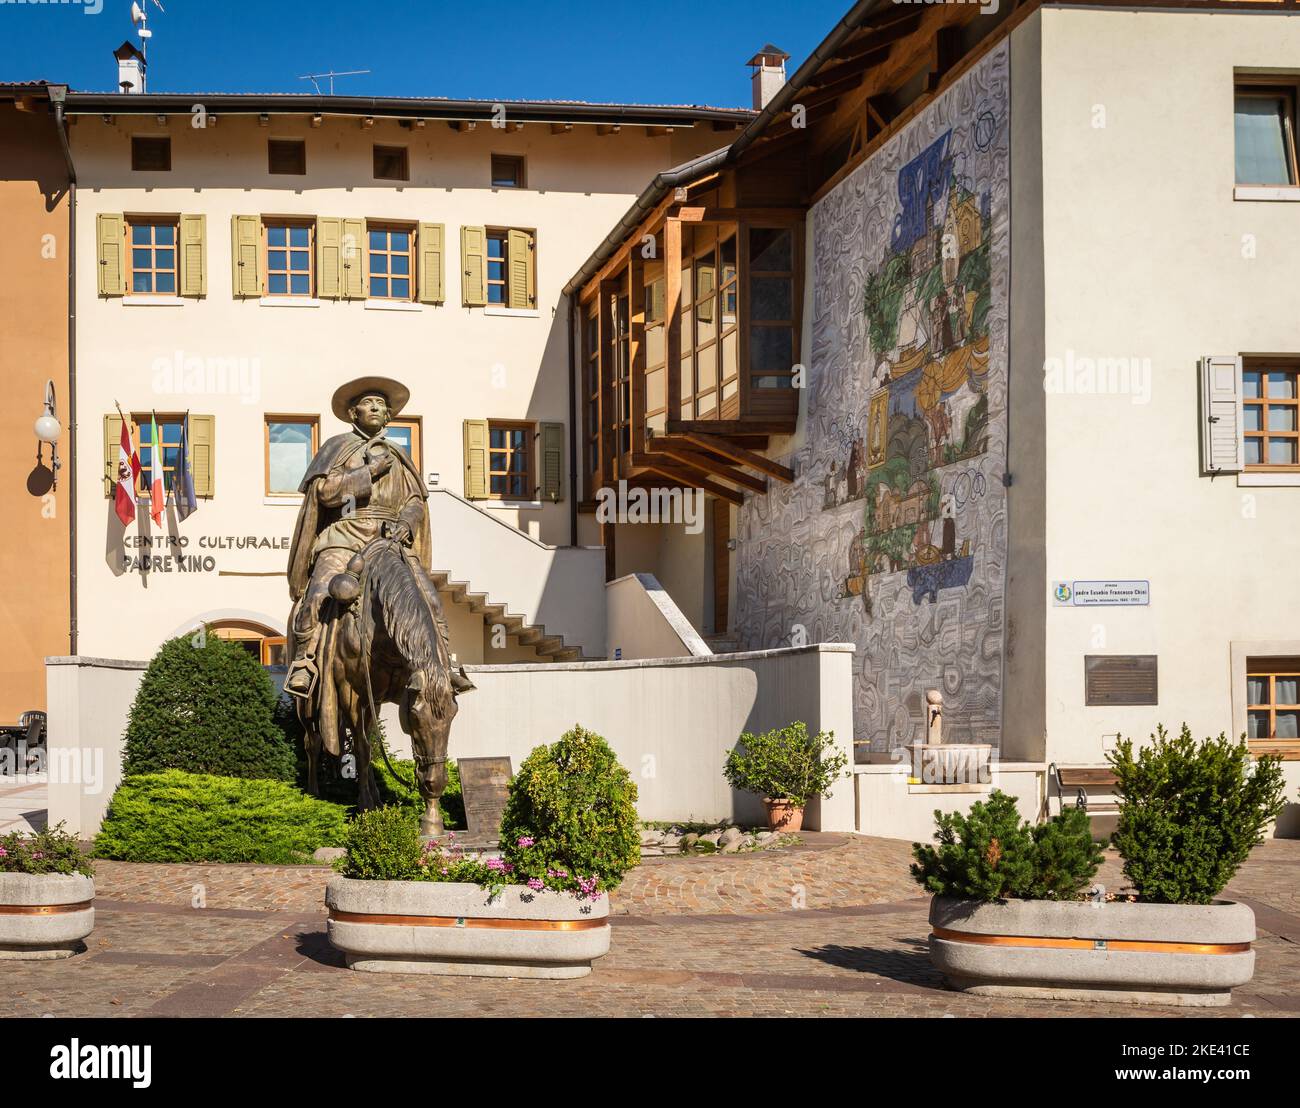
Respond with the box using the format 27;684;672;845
94;770;348;864
339;806;423;881
722;721;848;807
124;633;295;781
500;726;640;893
911;790;1101;902
1109;725;1286;905
0;823;92;877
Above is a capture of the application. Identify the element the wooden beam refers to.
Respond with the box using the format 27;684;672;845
629;249;646;460
641;442;767;494
675;206;804;224
645;125;674;137
679;432;795;483
667;418;796;436
644;463;744;506
664;217;683;421
596;124;622;136
550;122;573;134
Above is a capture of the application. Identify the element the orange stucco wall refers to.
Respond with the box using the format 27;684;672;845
0;99;71;719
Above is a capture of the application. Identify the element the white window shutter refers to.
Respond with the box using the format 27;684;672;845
1200;355;1244;474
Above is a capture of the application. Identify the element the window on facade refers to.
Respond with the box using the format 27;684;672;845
644;259;667;435
265;417;318;495
385;418;422;472
679;224;739;419
132;414;184;497
373;145;409;181
488;420;533;499
368;225;414;300
131;136;171;172
612;293;631;456
1248;659;1300;739
1243;362;1299;468
584;307;600;495
128;218;178;295
268;139;306;175
748;226;796;390
491;154;525;188
1234;84;1298;186
485;228;536;308
265;221;314;296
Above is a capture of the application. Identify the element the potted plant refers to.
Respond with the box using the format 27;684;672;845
0;823;95;961
915;728;1286;1006
723;722;848;831
326;725;639;978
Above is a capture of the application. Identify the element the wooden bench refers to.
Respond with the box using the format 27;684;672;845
1049;764;1119;818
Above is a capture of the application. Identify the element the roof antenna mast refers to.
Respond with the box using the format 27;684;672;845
297;70;371;96
129;0;164;91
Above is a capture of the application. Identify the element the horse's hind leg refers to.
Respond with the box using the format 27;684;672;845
352;700;382;812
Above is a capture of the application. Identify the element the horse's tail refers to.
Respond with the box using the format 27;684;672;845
366;542;454;721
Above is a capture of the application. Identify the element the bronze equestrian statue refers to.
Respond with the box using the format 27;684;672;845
285;376;473;836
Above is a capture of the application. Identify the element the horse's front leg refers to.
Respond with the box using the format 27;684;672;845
407;696;451;839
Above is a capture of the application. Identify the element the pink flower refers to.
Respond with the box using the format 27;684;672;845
516;836;534;848
0;847;7;857
486;858;505;871
526;878;544;891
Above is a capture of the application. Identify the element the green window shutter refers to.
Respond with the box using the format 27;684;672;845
507;228;534;309
189;414;215;497
179;214;206;297
342;217;365;299
418;222;445;304
103;413;124;497
461;225;487;306
539;421;565;502
317;217;342;299
96;213;125;296
463;418;489;499
231;215;261;297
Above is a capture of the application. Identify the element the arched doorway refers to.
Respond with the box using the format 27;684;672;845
208;619;287;666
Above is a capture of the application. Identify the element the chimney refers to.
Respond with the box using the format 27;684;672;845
746;44;790;111
114;41;147;94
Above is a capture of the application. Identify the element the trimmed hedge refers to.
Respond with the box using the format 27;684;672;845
123;633;295;781
93;770;348;864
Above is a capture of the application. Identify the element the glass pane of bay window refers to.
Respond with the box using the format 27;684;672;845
750;276;792;321
750;326;792;373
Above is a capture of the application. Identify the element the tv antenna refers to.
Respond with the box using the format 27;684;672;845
298;69;371;95
130;0;165;60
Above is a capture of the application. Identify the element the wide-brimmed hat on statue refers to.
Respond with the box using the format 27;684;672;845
330;375;411;422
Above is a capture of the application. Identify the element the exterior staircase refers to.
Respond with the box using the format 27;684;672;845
428;570;588;662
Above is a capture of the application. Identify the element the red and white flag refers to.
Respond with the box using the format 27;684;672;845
114;416;141;527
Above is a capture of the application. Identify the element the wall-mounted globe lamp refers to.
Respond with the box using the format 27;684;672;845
34;379;62;490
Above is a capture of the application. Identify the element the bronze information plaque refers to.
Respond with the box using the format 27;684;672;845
1084;655;1159;706
457;756;513;843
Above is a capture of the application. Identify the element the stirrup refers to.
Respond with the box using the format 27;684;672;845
285;658;319;700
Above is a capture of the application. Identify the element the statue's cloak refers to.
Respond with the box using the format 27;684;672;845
287;429;431;601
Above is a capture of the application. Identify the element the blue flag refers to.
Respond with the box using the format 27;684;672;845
176;413;199;521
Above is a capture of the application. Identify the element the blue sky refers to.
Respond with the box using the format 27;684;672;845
2;0;847;107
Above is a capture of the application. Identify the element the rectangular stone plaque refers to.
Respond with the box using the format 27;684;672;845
458;756;513;843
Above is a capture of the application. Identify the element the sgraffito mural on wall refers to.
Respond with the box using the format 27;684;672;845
734;42;1009;754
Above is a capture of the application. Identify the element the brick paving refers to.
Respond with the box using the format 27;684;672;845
3;835;1297;1018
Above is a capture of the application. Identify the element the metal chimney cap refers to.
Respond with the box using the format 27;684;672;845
746;44;790;68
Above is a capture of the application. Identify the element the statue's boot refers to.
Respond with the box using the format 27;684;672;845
284;658;317;699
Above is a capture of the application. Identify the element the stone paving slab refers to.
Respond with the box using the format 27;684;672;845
1;835;1295;1018
0;776;47;834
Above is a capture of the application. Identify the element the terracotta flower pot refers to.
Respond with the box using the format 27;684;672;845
763;798;804;832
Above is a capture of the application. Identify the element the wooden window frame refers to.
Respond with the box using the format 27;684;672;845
263;218;315;298
373;144;409;182
583;305;601;499
1243;359;1300;472
745;223;798;393
367;222;416;301
385;416;423;474
1234;80;1300;187
128;412;185;499
1247;658;1300;739
264;415;319;497
126;216;179;296
611;291;632;458
643;261;668;436
131;135;171;172
486;229;508;305
268;138;306;176
487;419;534;500
491;153;526;189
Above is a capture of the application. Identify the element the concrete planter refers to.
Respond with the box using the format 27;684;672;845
0;872;95;961
326;877;610;978
929;896;1256;1006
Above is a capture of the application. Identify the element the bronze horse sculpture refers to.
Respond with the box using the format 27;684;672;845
294;535;456;837
286;376;469;838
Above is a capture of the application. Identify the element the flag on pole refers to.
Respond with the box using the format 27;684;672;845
175;411;198;521
113;406;140;527
148;411;165;525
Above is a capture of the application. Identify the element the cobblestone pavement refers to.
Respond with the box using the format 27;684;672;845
4;836;1297;1018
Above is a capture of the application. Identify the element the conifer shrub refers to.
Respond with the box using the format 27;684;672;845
1109;725;1286;904
911;790;1101;902
123;633;295;781
94;770;347;864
